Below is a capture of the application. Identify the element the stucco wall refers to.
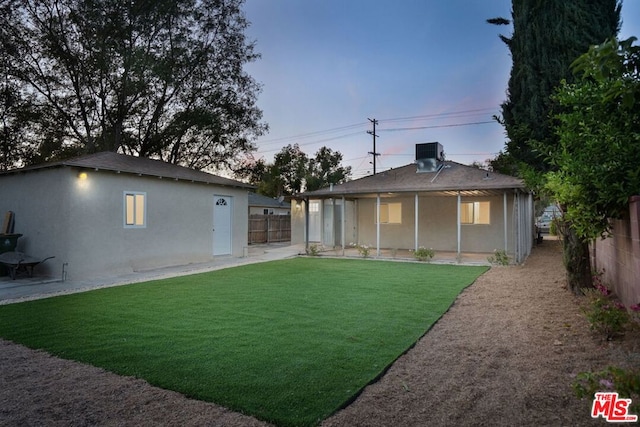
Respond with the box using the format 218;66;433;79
0;166;249;281
0;168;72;278
356;193;517;253
591;196;640;308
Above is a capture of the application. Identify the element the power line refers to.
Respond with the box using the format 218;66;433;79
256;122;368;146
378;108;497;123
256;131;364;155
379;121;496;132
253;107;499;147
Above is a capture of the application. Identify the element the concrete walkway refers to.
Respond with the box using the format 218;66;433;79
0;243;305;305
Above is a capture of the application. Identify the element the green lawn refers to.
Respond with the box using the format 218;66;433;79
0;258;487;426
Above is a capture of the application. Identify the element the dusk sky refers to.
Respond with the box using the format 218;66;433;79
243;1;640;179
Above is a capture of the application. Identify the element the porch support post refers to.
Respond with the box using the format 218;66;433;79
456;191;461;260
414;192;419;251
341;195;346;256
503;191;508;252
332;198;336;248
304;197;310;252
376;193;381;257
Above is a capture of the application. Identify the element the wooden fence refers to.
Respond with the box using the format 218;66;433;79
249;214;291;244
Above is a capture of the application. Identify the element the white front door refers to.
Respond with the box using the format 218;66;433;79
213;195;232;255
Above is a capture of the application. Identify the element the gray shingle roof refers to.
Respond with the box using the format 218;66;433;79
301;161;526;197
248;192;288;208
1;152;253;189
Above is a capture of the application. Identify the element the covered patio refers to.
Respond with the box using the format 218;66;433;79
292;157;534;264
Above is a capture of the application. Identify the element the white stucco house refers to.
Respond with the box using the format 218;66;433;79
0;152;253;281
292;143;535;263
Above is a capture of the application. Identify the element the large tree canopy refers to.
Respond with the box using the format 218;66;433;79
234;145;351;198
0;0;266;170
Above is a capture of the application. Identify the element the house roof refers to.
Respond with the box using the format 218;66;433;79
248;192;289;209
300;161;527;198
0;152;254;189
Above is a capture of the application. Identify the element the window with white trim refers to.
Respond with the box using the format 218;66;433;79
461;201;490;225
124;192;146;228
376;202;402;224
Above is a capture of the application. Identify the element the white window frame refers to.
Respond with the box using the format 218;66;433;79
375;202;402;224
124;191;147;228
461;201;490;225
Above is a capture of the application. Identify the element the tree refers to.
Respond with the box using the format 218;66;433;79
490;1;621;174
305;146;351;191
489;0;622;292
547;37;640;241
273;144;309;196
1;0;266;170
234;145;351;198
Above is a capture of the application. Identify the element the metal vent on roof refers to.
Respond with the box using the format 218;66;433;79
416;142;444;173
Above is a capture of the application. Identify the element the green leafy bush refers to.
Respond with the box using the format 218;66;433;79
349;242;371;258
573;366;640;415
581;274;633;340
413;247;435;262
487;249;510;266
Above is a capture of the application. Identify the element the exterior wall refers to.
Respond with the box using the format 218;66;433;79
355;193;517;254
0;166;249;281
290;200;306;245
591;196;640;308
0;168;72;279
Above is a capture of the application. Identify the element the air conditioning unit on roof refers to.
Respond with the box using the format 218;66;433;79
415;142;444;172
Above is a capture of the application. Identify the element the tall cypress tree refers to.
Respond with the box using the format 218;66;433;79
491;0;621;173
490;1;621;292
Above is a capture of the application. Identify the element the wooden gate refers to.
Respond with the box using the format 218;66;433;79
249;214;291;244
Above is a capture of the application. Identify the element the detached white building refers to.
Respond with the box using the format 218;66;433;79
0;152;253;281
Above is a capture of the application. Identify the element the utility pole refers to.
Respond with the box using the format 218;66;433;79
367;118;380;175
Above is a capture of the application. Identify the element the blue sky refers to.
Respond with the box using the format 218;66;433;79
243;1;640;179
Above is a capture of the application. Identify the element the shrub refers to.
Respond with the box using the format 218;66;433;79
357;244;371;258
573;366;640;415
413;247;435;262
581;274;633;340
348;242;371;258
487;249;510;266
306;244;320;256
